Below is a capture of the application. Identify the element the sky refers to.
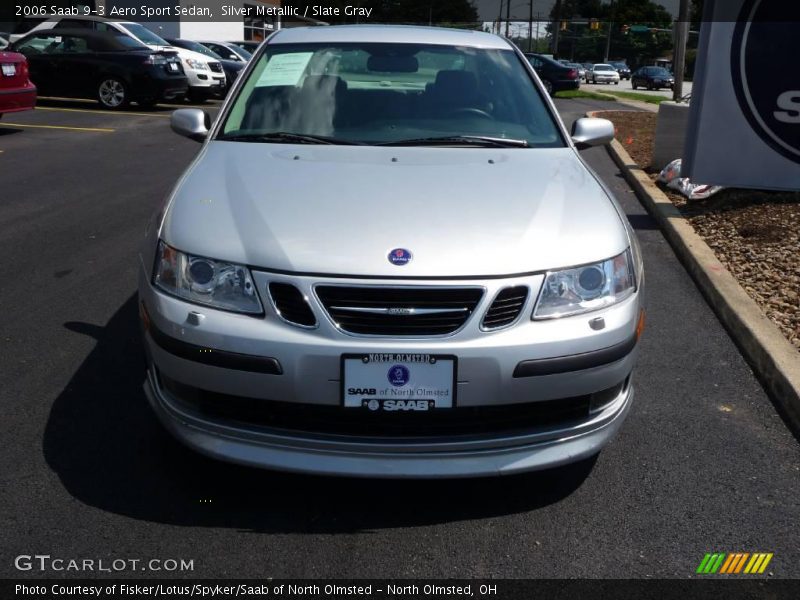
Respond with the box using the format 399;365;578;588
473;0;680;22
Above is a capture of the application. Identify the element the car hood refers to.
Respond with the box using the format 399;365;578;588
160;143;629;278
145;44;218;67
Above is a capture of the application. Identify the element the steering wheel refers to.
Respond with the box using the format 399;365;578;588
448;107;493;120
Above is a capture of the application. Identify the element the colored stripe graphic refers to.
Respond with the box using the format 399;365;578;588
698;553;774;575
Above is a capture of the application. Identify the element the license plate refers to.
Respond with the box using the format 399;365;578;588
168;63;179;72
2;64;16;77
342;353;456;411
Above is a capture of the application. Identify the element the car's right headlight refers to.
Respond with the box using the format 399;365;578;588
185;58;208;70
533;250;636;320
153;241;262;314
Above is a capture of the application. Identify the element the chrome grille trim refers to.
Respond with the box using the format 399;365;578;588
481;286;530;331
267;282;318;329
314;285;485;337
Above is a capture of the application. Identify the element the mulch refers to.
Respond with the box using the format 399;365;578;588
597;110;800;351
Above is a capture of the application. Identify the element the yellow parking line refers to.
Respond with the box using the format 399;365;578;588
36;106;170;118
0;123;114;133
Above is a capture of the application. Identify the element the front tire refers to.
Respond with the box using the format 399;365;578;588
97;77;129;110
632;81;637;90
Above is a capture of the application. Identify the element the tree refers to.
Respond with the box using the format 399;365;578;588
547;0;674;66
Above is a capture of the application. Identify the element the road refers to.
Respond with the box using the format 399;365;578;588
582;77;693;99
0;97;798;579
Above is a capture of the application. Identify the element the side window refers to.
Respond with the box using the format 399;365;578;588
95;23;114;33
529;57;541;69
54;35;88;53
15;34;58;56
59;19;93;29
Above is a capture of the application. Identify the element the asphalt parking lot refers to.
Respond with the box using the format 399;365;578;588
1;97;798;579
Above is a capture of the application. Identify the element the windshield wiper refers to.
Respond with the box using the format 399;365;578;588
218;132;363;145
378;135;529;148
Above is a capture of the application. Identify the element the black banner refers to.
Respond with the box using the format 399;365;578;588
4;580;800;600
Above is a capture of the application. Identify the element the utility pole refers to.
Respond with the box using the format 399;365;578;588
672;0;690;101
505;0;511;38
604;0;616;62
497;0;504;35
553;0;562;56
528;0;534;51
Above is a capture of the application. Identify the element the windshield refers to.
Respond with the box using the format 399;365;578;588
176;40;221;59
120;22;169;47
220;42;563;147
594;64;614;71
651;67;672;76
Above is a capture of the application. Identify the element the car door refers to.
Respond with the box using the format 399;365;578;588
50;33;95;96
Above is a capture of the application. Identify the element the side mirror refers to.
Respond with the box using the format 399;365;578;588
571;117;614;150
171;108;210;142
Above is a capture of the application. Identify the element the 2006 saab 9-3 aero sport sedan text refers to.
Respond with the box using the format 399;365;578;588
138;25;645;478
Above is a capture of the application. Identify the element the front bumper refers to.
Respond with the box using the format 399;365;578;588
139;266;642;477
145;367;634;477
131;72;188;102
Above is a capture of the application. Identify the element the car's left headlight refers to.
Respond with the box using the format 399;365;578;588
153;241;263;314
533;250;635;319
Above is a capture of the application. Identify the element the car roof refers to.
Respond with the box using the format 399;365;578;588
18;28;150;50
268;25;512;50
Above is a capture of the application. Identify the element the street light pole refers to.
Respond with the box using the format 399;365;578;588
672;0;690;101
604;0;616;62
506;0;511;38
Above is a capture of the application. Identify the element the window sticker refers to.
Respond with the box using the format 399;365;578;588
255;52;314;87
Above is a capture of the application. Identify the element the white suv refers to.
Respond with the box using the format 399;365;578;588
13;16;225;102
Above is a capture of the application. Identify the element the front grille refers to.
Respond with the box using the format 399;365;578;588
160;374;594;439
269;283;317;327
482;286;529;330
209;62;223;73
315;286;484;336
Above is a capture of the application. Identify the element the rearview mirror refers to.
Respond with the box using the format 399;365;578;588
171;108;210;143
571;117;614;150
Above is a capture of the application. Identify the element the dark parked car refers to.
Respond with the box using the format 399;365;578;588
0;50;37;118
610;61;631;80
198;40;252;63
228;40;261;55
165;38;244;90
631;66;675;91
524;53;580;95
11;30;187;109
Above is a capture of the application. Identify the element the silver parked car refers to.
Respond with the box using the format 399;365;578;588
139;25;645;478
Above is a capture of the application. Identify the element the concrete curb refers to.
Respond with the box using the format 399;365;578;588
588;111;800;431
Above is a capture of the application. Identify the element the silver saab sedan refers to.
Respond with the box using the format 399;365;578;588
138;25;645;478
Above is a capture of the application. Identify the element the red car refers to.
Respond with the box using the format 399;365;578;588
0;51;36;119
